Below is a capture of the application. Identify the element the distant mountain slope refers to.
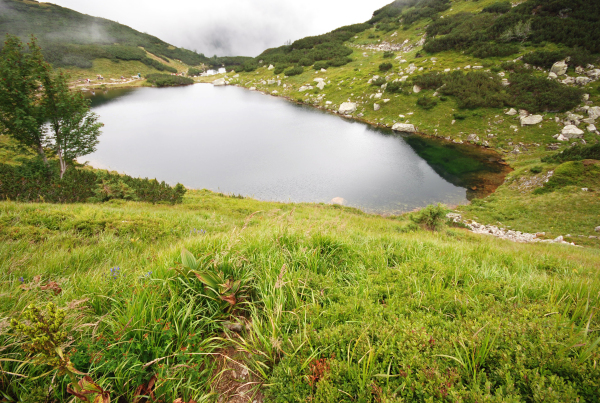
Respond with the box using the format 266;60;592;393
0;0;209;70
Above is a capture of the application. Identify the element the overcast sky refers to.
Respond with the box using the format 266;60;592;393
46;0;392;57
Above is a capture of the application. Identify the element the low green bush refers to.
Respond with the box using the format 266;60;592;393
386;81;403;93
507;73;584;113
417;95;438;110
482;1;511;14
530;166;543;174
284;66;304;76
371;76;387;86
379;62;393;72
542;143;600;163
413;72;445;90
441;71;507;109
410;203;449;231
187;68;202;77
313;61;328;70
469;42;519;58
534;160;600;194
146;74;193;87
273;65;286;75
383;51;395;59
0;160;186;204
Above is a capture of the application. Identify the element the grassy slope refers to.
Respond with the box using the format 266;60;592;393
196;0;600;242
1;192;599;402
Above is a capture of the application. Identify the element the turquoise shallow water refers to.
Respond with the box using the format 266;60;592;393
85;85;504;214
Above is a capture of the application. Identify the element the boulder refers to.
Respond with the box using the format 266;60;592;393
392;123;416;133
588;124;597;132
330;197;346;206
596;226;600;233
374;103;380;111
321;68;327;73
587;69;600;79
556;134;569;141
467;134;480;142
374;93;382;99
550;60;568;76
576;77;592;85
505;108;518;116
339;102;357;115
212;78;226;86
520;115;543;126
588;106;600;120
314;78;325;83
413;85;421;94
562;77;575;85
268;65;274;70
561;125;585;139
316;81;325;90
267;80;276;85
548;72;558;79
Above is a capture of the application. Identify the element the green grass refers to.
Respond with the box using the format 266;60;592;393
1;191;599;402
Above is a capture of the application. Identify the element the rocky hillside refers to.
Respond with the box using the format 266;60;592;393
201;0;600;245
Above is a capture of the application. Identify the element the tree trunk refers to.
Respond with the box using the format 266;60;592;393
38;144;48;166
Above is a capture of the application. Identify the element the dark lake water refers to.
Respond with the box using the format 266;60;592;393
85;85;508;214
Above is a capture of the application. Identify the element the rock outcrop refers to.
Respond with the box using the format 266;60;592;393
338;102;357;115
561;125;585;139
520;115;543;126
550;61;568;76
392;123;416;133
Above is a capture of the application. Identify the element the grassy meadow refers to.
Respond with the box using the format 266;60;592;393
1;191;600;402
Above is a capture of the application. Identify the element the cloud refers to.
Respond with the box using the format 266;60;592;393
45;0;392;56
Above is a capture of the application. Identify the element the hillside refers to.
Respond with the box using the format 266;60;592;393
1;1;600;402
199;0;600;245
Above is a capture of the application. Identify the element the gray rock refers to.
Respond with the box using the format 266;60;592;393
317;81;326;90
588;106;600;120
550;60;568;76
467;134;480;142
268;65;274;70
596;226;600;232
576;77;592;85
562;77;575;85
212;78;226;86
548;72;558;79
520;115;543;126
392;123;416;133
505;108;518;116
588;124;597;132
413;85;421;94
338;102;357;115
374;103;381;111
561;125;585;139
330;197;346;205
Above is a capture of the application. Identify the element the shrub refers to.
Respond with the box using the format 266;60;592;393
243;62;258;72
313;61;328;70
417;96;438;110
413;72;445;90
0;160;186;204
379;62;393;72
482;1;512;14
285;66;304;76
145;74;193;87
328;57;352;67
410;203;449;231
507;73;584;113
522;50;567;69
469;43;520;58
187;68;202;76
386;81;403;93
299;57;313;67
383;51;395;59
441;71;507;109
530;166;543;174
541;143;600;163
273;65;286;75
534;160;600;194
371;76;387;86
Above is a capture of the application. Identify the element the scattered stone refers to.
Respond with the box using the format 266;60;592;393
268;65;274;70
595;226;600;232
520;115;543;126
588;124;597;132
212;78;226;86
588;106;600;120
467;134;480;142
392;123;416;133
548;72;558;79
374;103;380;111
338;102;357;115
576;77;592;85
472;66;483;70
550;60;568;76
561;125;585;139
505;108;517;116
330;197;346;205
383;99;390;103
413;85;421;94
317;81;326;90
562;77;575;85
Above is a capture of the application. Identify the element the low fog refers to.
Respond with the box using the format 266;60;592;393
45;0;392;56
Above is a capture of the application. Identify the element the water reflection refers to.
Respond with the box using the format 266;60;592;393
84;85;508;213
